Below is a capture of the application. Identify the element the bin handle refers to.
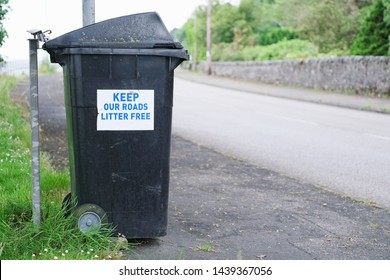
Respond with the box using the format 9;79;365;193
169;57;186;72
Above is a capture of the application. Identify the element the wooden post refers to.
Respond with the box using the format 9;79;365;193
206;0;212;75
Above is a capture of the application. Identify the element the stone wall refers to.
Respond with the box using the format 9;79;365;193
198;57;390;96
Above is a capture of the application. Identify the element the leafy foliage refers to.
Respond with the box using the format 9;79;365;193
298;0;361;53
213;39;319;61
258;25;298;46
351;0;390;55
174;0;389;62
0;0;9;62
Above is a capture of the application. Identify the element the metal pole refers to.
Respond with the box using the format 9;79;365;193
83;0;95;26
29;38;41;229
206;0;212;75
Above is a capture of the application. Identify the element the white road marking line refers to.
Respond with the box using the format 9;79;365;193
365;134;390;141
257;112;319;126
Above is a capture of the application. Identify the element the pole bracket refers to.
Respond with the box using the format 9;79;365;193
27;29;52;42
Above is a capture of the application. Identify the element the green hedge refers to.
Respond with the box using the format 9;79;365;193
213;39;321;62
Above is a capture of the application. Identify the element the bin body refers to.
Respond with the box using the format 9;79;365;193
44;12;188;238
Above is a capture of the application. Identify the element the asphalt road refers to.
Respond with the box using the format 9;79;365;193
172;78;390;209
10;72;390;260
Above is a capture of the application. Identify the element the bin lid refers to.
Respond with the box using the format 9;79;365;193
43;12;188;60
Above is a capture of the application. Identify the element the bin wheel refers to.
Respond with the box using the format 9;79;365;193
61;193;73;218
74;203;108;233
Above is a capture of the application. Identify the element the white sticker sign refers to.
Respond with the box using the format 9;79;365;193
97;89;154;131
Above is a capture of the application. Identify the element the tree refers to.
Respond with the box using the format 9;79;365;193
239;0;265;29
175;6;207;65
351;0;390;55
353;0;373;8
384;0;390;54
0;0;9;62
176;0;385;62
176;1;248;64
257;25;298;46
299;0;360;53
212;2;244;44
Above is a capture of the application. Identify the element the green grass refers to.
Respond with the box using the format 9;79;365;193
0;75;129;260
39;58;58;74
196;244;216;252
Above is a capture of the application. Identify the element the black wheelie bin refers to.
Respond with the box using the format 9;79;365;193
43;12;188;238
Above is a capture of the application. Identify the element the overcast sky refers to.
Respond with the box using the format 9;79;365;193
1;0;239;61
